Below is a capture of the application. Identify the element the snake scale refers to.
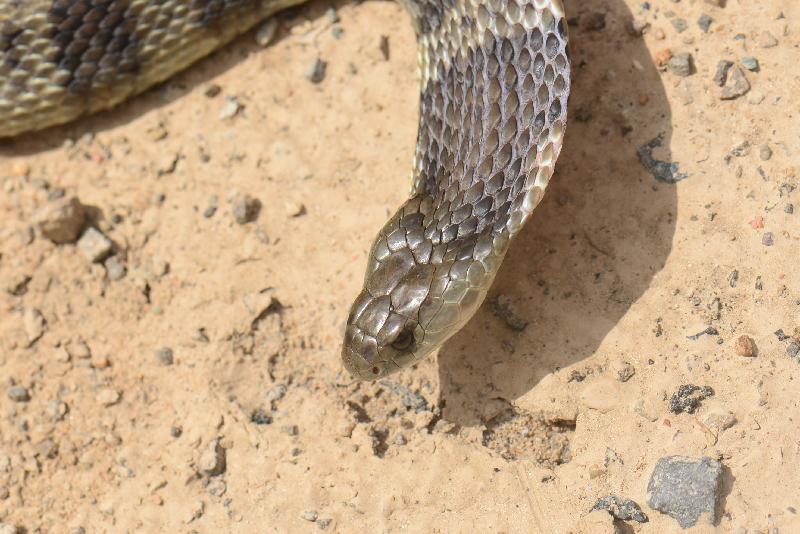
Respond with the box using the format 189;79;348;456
1;0;570;380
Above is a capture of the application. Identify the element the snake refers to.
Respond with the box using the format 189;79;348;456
1;0;570;380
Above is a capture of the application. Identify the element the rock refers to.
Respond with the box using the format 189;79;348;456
317;518;332;530
96;388;121;407
646;456;724;528
24;307;46;346
207;478;227;497
301;510;318;522
104;256;126;281
759;144;772;161
255;18;278;46
34;196;86;244
667;53;693;76
627;18;650;36
7;385;30;402
670;18;687;33
204;84;221;98
305;58;327;83
787;341;800;359
740;56;759;71
379;35;390;60
762;232;774;246
198;439;226;476
757;31;778;48
218;96;242;119
233;195;261;224
720;66;750;100
615;361;636;382
491;294;528;331
0;524;18;534
46;399;69;421
77;227;113;263
734;335;757;357
670;385;714;414
184;500;205;524
697;14;712;32
592;495;649;522
704;410;737;431
155;347;174;366
712;60;733;87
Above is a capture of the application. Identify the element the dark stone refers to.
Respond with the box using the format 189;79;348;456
646;456;724;528
670;384;714;414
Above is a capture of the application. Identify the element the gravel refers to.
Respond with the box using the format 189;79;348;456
670;384;714;414
104;256;127;281
646;456;724;528
255;19;278;46
734;335;757;357
592;495;648;522
637;134;688;183
77;227;113;263
668;53;693;76
712;60;733;87
740;56;759;71
233;195;261;224
198;439;226;476
34;196;86;244
7;386;30;402
155;347;174;365
301;510;318;522
720;66;751;99
697;14;712;32
306;58;327;84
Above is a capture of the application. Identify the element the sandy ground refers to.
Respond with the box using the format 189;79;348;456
1;0;799;532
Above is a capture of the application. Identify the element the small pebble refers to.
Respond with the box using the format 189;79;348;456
734;335;757;357
104;256;126;281
250;408;272;425
759;144;772;160
757;31;778;48
299;510;318;522
155;347;174;365
670;384;713;414
198;439;226;476
7;386;30;402
628;18;650;35
787;341;800;359
697;14;712;32
720;66;750;99
34;196;86;244
316;518;332;530
46;399;68;421
218;96;242;120
24;307;46;346
741;56;759;71
712;60;733;87
0;524;18;534
96;388;121;407
667;53;693;76
325;7;338;23
204;84;221;98
255;18;278;46
670;18;687;33
592;495;648;522
785;204;794;214
306;58;327;84
379;35;390;61
704;410;737;431
77;227;113;263
762;232;774;246
233;195;261;224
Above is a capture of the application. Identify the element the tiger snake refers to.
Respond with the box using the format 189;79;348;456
1;0;571;380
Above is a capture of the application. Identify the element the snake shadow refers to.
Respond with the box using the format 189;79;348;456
437;0;679;425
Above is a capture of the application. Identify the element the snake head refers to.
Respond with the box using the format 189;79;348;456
342;246;437;380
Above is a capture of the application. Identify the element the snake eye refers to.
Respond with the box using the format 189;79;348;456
391;328;415;351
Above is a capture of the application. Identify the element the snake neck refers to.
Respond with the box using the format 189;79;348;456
343;0;570;379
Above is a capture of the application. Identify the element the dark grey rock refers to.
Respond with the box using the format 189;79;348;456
697;14;712;32
741;56;760;71
638;134;688;183
668;53;693;76
785;204;794;214
712;60;733;87
762;232;774;246
7;386;30;402
787;341;800;359
306;58;327;84
646;456;724;528
592;495;648;522
155;347;174;365
670;384;714;414
671;18;688;33
232;195;261;224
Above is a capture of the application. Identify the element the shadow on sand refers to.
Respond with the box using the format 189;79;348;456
437;0;678;425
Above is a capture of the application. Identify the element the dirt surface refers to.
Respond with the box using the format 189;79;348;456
0;0;798;532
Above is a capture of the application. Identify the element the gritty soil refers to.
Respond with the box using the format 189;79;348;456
0;0;798;532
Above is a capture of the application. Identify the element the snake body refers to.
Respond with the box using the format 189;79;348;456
1;0;570;380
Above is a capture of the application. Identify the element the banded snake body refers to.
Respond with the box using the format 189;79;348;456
0;0;571;380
